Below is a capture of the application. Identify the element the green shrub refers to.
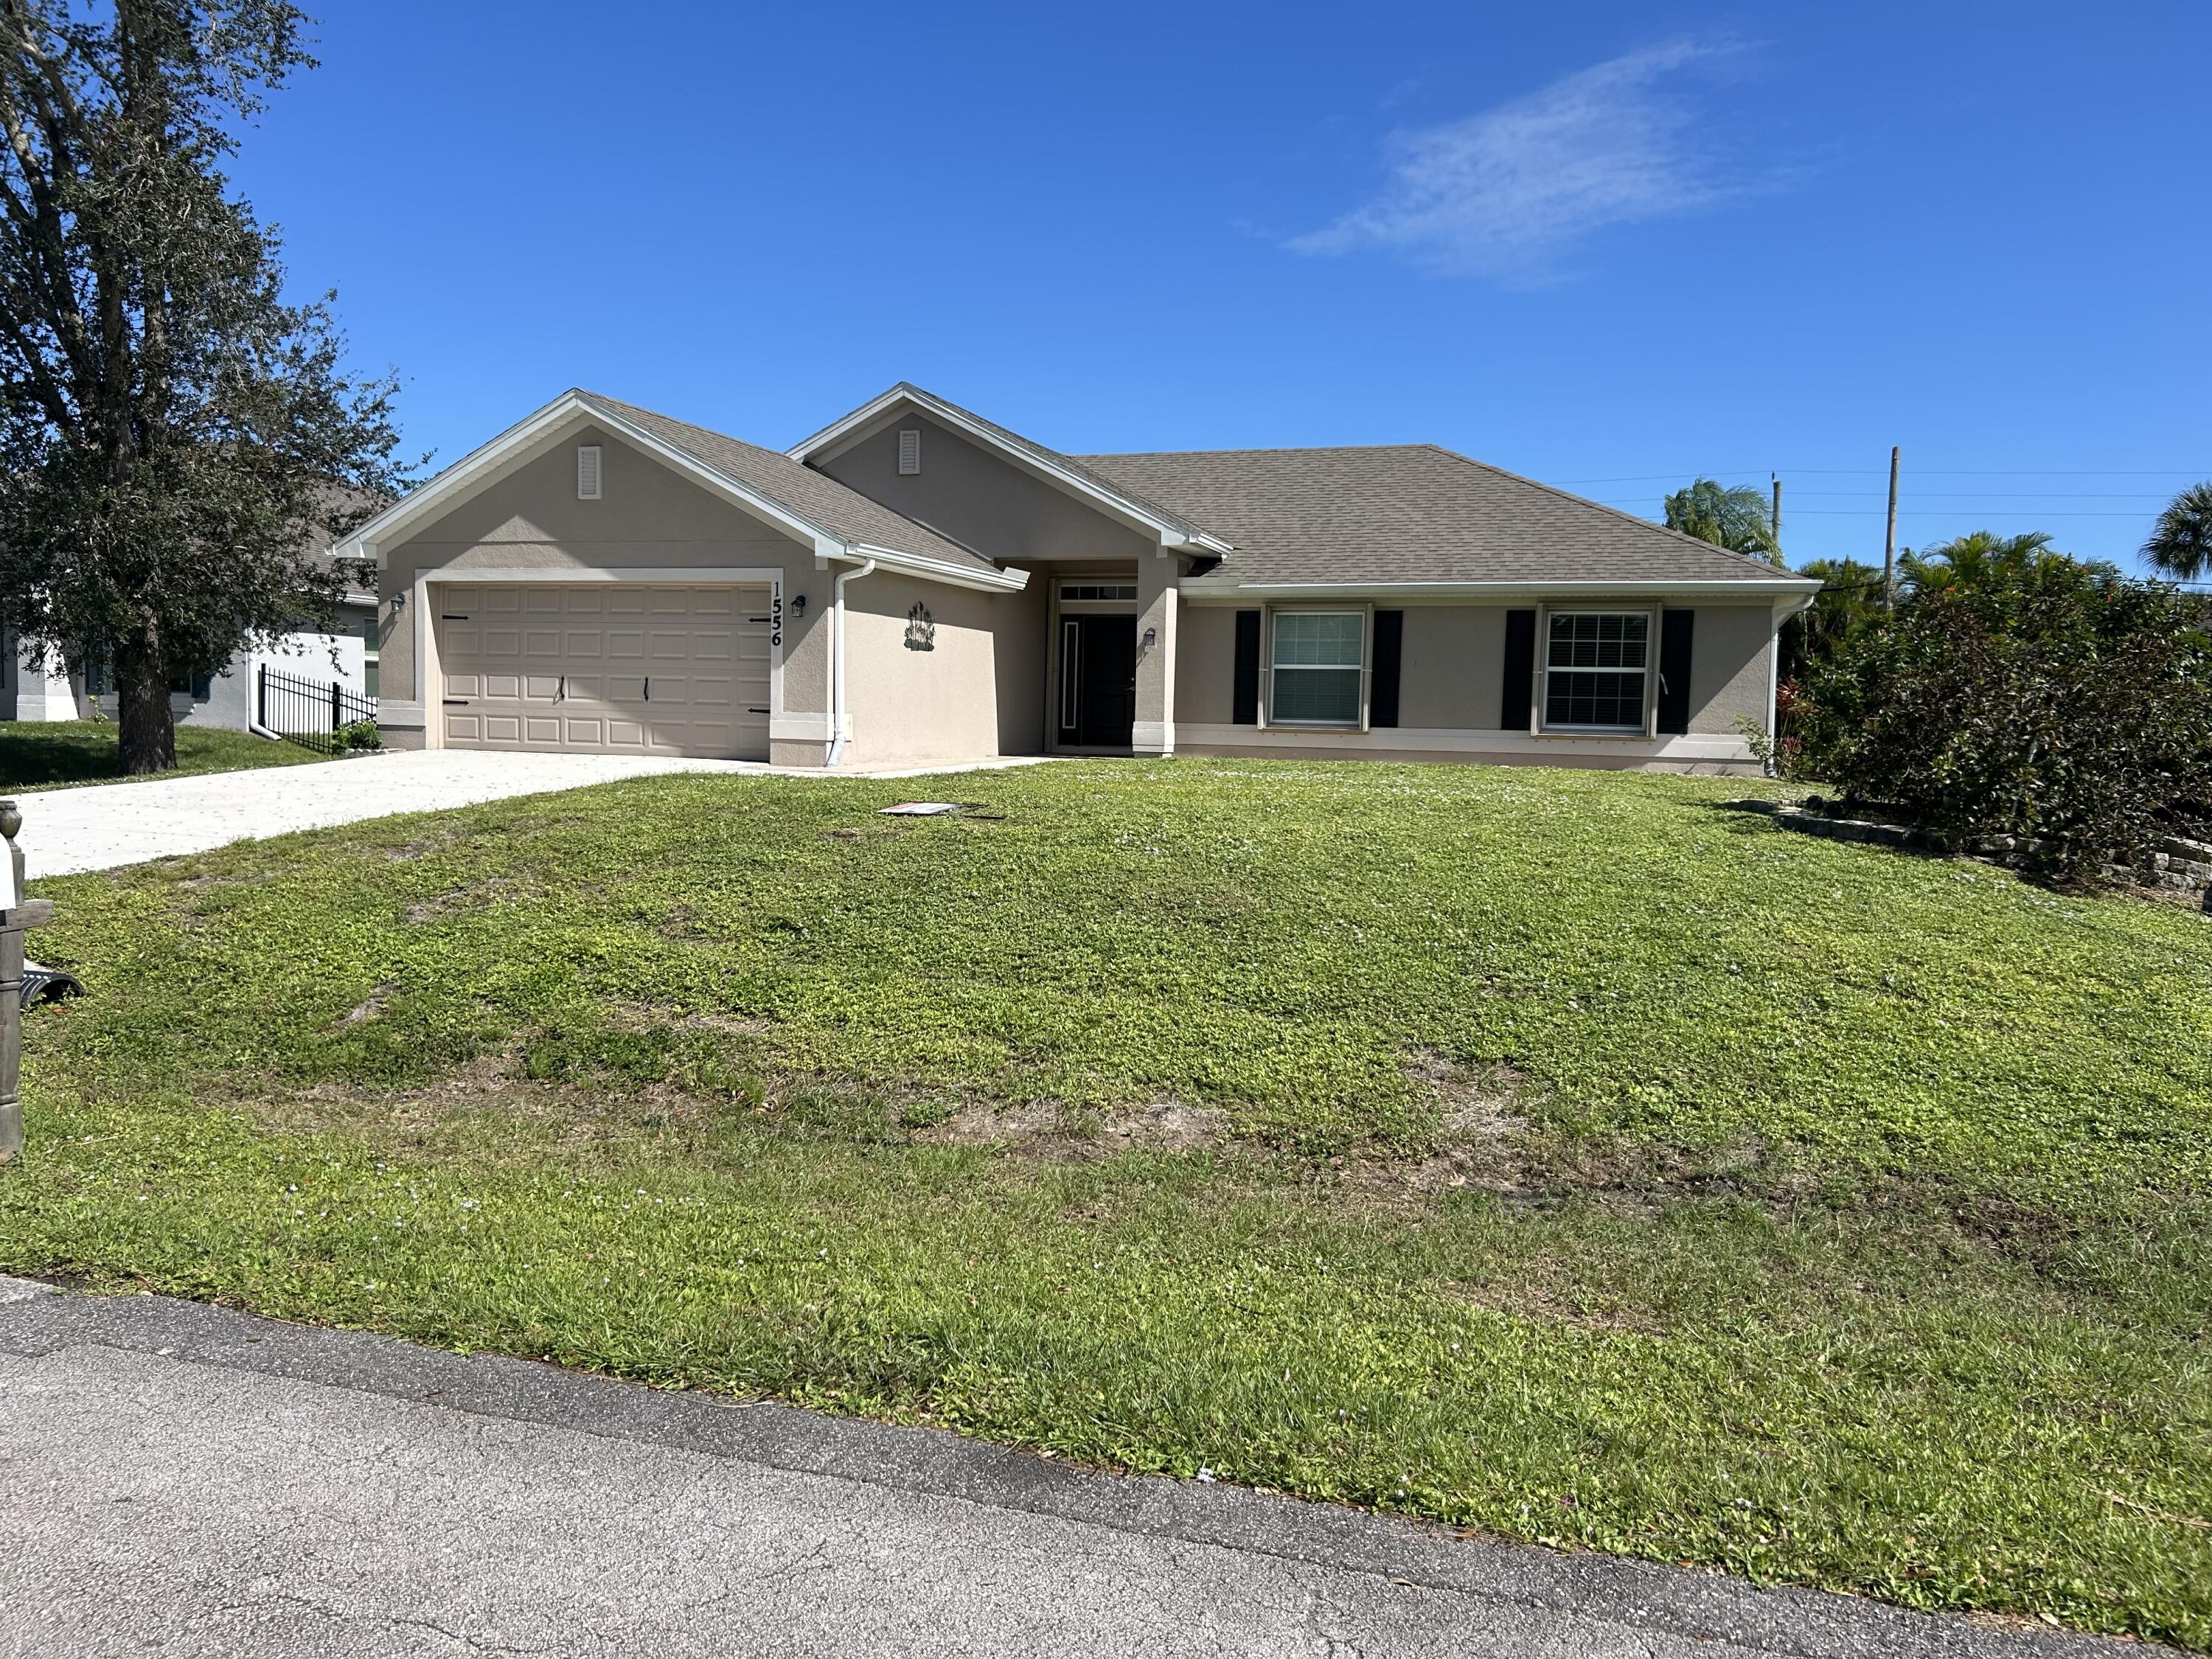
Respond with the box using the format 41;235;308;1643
1790;575;2212;880
339;719;381;751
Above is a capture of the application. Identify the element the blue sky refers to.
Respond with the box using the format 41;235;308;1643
234;1;2210;577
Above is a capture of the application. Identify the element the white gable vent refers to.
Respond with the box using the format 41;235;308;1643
576;444;602;500
897;428;921;476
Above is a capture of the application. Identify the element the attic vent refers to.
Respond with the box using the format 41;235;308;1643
897;428;921;476
576;444;602;500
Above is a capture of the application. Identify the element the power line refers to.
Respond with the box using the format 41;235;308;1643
1594;502;2164;518
1550;468;2209;484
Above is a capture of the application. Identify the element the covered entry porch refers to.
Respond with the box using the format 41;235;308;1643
1037;562;1178;759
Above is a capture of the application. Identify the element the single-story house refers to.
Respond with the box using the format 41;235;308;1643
1;549;379;731
335;385;1818;775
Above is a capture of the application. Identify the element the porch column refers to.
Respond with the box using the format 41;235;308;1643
1132;550;1178;757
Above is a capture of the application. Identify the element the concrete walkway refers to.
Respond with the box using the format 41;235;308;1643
14;748;1050;877
0;1279;2132;1659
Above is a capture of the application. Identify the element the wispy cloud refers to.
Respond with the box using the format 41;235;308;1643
1290;41;1759;282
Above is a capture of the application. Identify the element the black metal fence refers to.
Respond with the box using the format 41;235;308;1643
257;664;378;756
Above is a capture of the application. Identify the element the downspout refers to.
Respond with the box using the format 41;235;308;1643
825;557;876;768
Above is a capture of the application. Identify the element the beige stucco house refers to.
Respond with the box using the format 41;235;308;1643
337;385;1818;775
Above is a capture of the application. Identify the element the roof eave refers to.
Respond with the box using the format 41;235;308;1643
1180;577;1826;599
838;542;1031;594
334;390;842;568
334;390;1009;594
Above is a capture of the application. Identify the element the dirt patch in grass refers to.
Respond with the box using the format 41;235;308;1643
912;1096;1231;1155
335;981;397;1029
402;877;537;925
1403;1048;1532;1138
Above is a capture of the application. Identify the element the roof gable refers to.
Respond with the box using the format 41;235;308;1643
336;390;1026;594
790;383;1232;552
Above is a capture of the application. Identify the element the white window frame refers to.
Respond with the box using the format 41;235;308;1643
1537;606;1657;736
1263;606;1368;730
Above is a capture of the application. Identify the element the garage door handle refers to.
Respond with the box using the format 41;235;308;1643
443;699;469;706
643;677;649;703
748;706;768;714
556;675;565;703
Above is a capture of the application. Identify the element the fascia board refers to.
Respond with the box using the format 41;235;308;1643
1179;577;1825;601
337;391;842;567
845;543;1030;593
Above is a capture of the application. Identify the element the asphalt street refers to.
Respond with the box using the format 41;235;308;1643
0;1276;2144;1658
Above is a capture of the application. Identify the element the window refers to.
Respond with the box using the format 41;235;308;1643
1269;611;1363;726
1543;611;1649;731
576;444;602;500
1060;583;1136;602
361;615;380;700
897;428;921;475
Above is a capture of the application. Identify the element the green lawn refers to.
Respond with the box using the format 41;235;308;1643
0;719;331;790
4;759;2209;1646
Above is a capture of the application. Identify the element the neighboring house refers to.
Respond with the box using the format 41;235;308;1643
336;385;1818;776
1;547;379;732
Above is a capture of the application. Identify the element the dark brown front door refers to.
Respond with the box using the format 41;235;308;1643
1060;614;1136;748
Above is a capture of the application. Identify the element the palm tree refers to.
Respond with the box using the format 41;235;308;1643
1663;478;1781;565
2143;481;2212;582
1900;530;2115;596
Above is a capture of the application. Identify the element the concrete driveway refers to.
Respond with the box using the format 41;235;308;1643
12;748;1047;877
0;1279;2132;1659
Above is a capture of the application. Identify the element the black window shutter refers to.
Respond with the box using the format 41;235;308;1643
1658;609;1694;735
1370;610;1403;728
1231;610;1261;725
1500;609;1536;730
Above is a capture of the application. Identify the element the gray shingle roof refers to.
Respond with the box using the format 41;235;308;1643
583;392;1001;577
1074;445;1794;586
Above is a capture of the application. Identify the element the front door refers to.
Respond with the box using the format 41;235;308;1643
1059;613;1136;748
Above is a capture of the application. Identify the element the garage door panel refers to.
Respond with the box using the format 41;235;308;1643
439;582;772;759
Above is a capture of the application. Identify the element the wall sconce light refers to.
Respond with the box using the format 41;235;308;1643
1142;625;1158;648
793;593;807;616
389;591;406;614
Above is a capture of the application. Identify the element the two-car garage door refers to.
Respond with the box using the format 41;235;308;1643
437;583;771;759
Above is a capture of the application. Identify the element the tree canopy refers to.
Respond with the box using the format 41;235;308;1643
2143;481;2212;584
0;0;408;773
1899;530;2120;598
1662;478;1781;564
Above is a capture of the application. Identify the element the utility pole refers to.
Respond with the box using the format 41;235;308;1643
1882;445;1900;609
1770;473;1781;552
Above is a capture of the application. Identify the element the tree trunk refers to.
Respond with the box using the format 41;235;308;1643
113;647;176;774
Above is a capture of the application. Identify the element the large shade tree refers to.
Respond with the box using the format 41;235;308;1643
2143;481;2212;583
0;0;406;773
1662;477;1781;565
